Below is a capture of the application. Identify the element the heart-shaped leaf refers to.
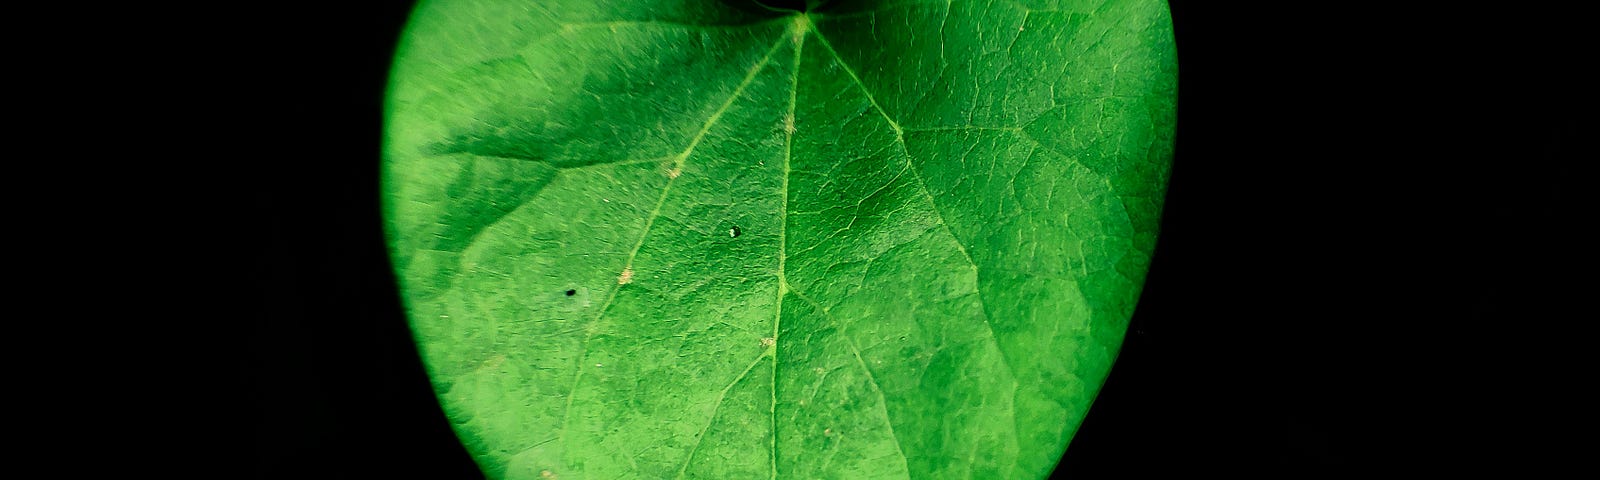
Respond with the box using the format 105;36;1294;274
384;1;1175;478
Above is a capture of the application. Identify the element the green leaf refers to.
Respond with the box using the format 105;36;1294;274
382;1;1176;478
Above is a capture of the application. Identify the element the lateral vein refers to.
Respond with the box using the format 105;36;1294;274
553;32;790;449
787;287;913;479
808;16;1024;434
672;352;770;480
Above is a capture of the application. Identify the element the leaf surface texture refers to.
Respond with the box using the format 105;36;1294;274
384;1;1176;478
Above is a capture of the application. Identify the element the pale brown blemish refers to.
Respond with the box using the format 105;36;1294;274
812;367;826;375
481;354;506;371
784;112;796;135
824;428;832;436
540;470;556;479
667;167;682;179
618;267;634;285
759;337;776;348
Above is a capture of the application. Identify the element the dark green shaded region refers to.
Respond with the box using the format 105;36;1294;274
384;1;1174;478
749;0;812;12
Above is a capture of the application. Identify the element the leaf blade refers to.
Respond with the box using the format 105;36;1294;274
384;1;1176;478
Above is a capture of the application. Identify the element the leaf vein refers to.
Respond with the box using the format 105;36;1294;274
552;32;791;453
672;352;771;480
808;19;1022;400
787;287;913;479
769;17;805;480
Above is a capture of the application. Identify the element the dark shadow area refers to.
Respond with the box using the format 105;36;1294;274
254;1;483;478
1058;1;1582;477
747;0;810;12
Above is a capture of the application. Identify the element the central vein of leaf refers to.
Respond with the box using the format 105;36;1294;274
771;14;807;480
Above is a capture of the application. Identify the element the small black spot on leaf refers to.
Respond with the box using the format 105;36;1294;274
565;289;576;296
730;225;742;238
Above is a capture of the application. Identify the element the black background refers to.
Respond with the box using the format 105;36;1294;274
255;1;1583;477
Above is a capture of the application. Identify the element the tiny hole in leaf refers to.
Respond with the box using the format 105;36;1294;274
730;225;742;238
565;289;576;296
